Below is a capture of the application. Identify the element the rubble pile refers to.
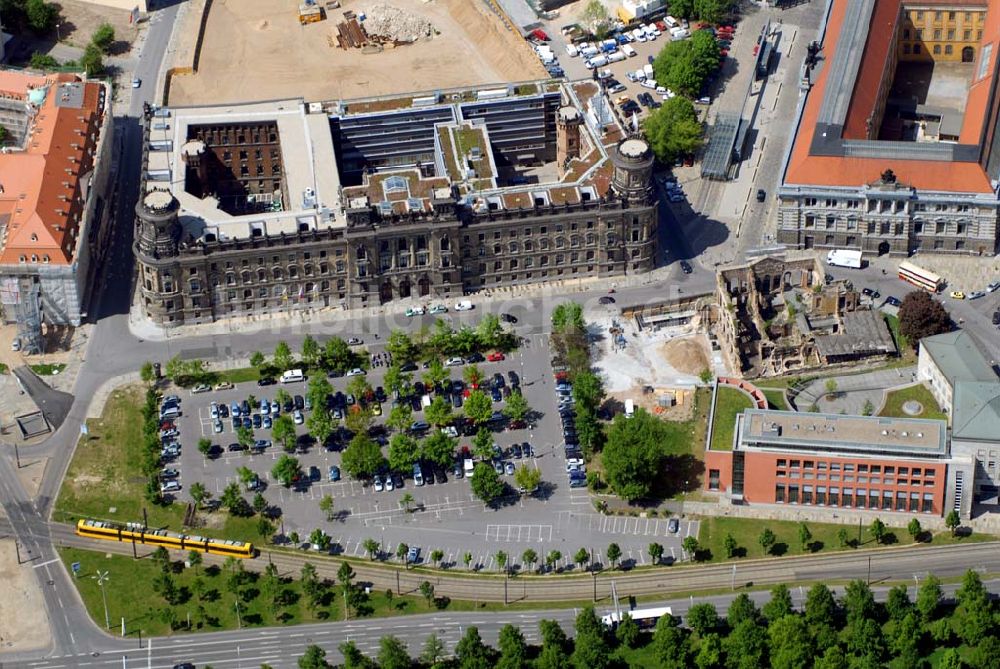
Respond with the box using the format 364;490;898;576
364;4;436;43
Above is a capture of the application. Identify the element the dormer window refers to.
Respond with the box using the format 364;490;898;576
19;255;26;263
30;233;38;242
31;254;38;262
42;255;50;263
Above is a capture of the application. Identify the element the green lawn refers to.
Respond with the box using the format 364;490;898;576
58;547;438;636
53;385;271;545
213;366;261;384
0;362;8;374
695;515;988;564
709;387;754;451
878;383;947;422
31;362;67;375
761;388;789;411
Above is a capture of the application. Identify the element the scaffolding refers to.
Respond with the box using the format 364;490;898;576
1;277;45;354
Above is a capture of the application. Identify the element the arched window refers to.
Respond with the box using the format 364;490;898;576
289;266;299;278
273;268;284;281
555;237;566;249
509;241;519;253
257;269;267;283
303;264;313;276
241;271;251;284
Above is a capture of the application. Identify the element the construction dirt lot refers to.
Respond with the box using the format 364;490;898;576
168;0;548;105
0;539;51;653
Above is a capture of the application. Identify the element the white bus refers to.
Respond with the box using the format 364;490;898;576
898;261;944;293
602;606;672;630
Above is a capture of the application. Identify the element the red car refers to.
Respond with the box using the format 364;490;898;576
487;352;505;362
655;20;668;31
531;28;550;41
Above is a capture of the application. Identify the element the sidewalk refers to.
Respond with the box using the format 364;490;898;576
791;366;916;414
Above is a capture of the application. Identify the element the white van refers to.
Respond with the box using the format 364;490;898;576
624;398;635;418
622;44;637;57
665;16;679;29
421;394;432;409
565;43;578;57
280;369;304;384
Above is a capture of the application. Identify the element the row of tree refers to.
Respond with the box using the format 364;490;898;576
287;569;999;668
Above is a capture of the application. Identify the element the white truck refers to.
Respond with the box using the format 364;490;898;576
826;249;863;269
643;63;654;78
607;49;626;63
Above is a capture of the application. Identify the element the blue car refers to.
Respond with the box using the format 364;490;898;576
232;418;240;431
241;416;252;429
230;402;241;418
263;416;272;429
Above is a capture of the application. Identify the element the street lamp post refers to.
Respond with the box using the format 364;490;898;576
93;570;111;629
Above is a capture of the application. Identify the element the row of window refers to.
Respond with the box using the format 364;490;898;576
464;232;635;257
774;459;936;477
903;43;967;56
801;217;981;236
777;471;935;487
775;485;936;513
801;198;973;214
903;27;982;41
908;10;982;24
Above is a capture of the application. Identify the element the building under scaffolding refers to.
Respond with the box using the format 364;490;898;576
0;277;44;354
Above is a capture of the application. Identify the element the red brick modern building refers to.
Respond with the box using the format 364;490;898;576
705;407;972;517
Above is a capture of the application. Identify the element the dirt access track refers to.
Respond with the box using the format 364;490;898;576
168;0;548;105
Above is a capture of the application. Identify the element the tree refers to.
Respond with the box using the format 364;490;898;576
545;550;562;573
572;371;605;411
236;465;256;486
580;0;610;35
80;43;106;76
307;375;333;411
837;527;850;549
308;529;330;551
300;335;320;368
399;492;415;513
574;547;590;572
945;509;960;536
497;624;528;669
341;434;385;479
724;533;738;558
189;481;208;509
798;523;813;552
471;461;505;505
898;291;950;346
694;633;723;669
473;427;494;460
804;583;837;626
682;536;700;559
186;550;202;575
572;606;612;669
537;619;570;669
885;584;912;622
339;640;372;669
464;389;493;425
273;341;294;371
574;406;603;456
252;492;267;515
386;330;418;363
476;313;503;349
602;409;674;500
686;603;720;637
386;404;413;434
606;542;622;569
319;494;335;521
861;398;875;416
421;633;447;668
520;548;538;573
271;454;302;487
323;337;353;373
694;0;732;24
495;550;508;574
396;542;409;564
92;22;115;53
463;551;473;571
652;613;691;669
236;425;255;450
429;548;444;568
763;584;793;622
758;527;776;556
768;614;813;669
503;391;530;423
377;635;411;669
139;361;155;385
425;396;453;428
249;351;267;372
151;546;171;572
26;0;57;34
29;52;60;69
513;464;541;494
220;482;248;516
422;431;458;469
388;433;421;473
907;518;923;542
152;572;179;605
363;537;380;560
271;414;296;453
383;364;412;399
306;409;335;449
454;626;492;669
915;574;942;622
298;644;329;669
843;579;877;625
197;438;213;459
824;379;838;399
414;355;443;385
644;95;703;163
869;518;887;545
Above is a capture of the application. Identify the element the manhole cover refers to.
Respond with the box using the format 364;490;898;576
902;400;923;416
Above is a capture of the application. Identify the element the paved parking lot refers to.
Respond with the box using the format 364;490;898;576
162;326;699;570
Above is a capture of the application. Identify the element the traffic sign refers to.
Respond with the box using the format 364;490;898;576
71;562;81;576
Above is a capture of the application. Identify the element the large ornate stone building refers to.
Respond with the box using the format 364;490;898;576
135;84;657;326
777;0;1000;257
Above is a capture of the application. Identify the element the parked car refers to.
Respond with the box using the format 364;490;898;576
680;260;693;274
445;357;465;367
228;442;245;452
213;420;224;433
410;421;430;433
160;468;180;480
405;306;425;317
969;291;986;300
346;368;366;377
504;461;515;476
407;546;420;564
454;300;474;311
668;517;680;533
347;337;363;345
950;291;966;300
373;475;384;492
257;377;276;386
191;384;211;394
160;480;180;493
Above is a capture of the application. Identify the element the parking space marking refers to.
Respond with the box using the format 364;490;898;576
484;524;553;543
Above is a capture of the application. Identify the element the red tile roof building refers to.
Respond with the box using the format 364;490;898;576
0;70;114;332
777;0;1000;257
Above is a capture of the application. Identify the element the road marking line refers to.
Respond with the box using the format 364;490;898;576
32;557;59;569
